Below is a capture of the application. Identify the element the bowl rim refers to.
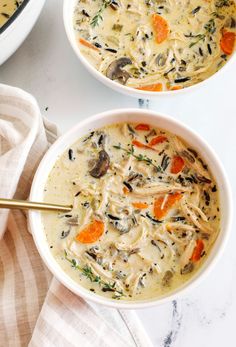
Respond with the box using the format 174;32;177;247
63;0;236;98
0;0;31;35
29;108;233;309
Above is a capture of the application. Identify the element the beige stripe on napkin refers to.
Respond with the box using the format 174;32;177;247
0;84;152;347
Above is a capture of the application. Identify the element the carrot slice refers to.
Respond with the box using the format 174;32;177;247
132;139;156;151
220;31;235;55
76;220;104;244
132;202;148;209
152;14;169;44
170;156;185;174
136;83;163;92
79;38;99;51
135;124;150;131
154;192;182;220
169;86;182;91
191;239;204;262
149;135;167;146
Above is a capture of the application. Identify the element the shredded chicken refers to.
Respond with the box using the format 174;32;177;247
131;183;191;197
181;201;212;233
180;239;196;269
115;225;148;251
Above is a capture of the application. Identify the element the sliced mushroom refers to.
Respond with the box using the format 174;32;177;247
110;219;131;234
162;270;173;286
89;150;110;178
156;53;167;67
106;57;132;85
109;212;138;234
180;262;194;275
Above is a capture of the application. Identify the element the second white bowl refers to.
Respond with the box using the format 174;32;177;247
0;0;45;65
63;0;236;99
29;108;232;309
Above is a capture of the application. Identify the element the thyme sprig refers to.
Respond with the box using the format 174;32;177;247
90;0;111;27
204;18;216;34
188;18;216;48
113;144;162;172
64;251;124;299
189;34;206;48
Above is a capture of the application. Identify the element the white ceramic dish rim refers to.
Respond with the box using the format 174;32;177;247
0;0;30;35
63;0;236;99
29;108;233;309
0;0;46;65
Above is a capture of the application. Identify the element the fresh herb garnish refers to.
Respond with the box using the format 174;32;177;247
113;144;162;172
188;18;216;48
189;34;206;47
204;19;216;34
64;251;124;299
90;0;111;27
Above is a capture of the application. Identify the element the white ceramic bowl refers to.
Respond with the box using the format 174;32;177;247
63;0;236;99
0;0;45;65
29;108;233;309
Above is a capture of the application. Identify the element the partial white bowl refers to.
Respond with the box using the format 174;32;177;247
0;0;45;65
63;0;236;99
29;108;233;309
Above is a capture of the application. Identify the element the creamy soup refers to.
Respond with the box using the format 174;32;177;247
73;0;236;91
0;0;23;28
43;123;220;301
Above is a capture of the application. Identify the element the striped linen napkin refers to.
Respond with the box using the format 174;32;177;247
0;84;153;347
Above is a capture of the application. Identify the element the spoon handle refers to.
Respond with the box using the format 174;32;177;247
0;198;72;212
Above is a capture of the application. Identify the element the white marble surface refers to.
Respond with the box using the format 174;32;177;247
1;0;236;346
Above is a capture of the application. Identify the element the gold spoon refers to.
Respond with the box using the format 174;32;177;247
0;198;72;212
